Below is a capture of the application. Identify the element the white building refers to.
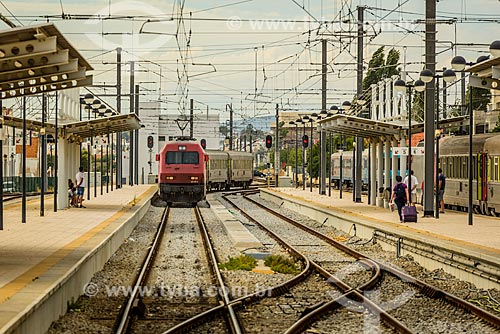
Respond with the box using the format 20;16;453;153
134;101;222;182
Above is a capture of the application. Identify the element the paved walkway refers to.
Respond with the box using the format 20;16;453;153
268;187;500;253
0;185;156;295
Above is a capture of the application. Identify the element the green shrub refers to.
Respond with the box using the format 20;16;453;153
264;255;299;274
219;255;257;271
67;298;82;312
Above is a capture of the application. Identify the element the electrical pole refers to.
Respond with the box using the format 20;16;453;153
354;5;365;203
129;61;134;186
423;0;436;217
0;99;3;229
320;39;327;195
275;103;279;187
134;84;139;185
228;103;233;150
40;93;46;216
116;47;122;188
189;98;194;139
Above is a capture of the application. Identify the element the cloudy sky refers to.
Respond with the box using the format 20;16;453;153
1;0;499;121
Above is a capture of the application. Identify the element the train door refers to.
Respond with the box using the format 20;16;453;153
478;153;488;213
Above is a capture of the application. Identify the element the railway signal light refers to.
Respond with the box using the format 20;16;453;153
147;135;154;149
265;135;272;149
302;135;309;148
200;138;206;149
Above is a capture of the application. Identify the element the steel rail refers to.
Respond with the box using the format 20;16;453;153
193;205;243;334
165;201;314;333
114;206;170;334
229;194;412;333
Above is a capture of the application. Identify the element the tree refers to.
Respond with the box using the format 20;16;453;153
363;46;386;91
492;109;500;133
362;47;400;91
362;47;400;107
411;92;424;122
219;124;229;138
278;121;288;139
465;86;491;111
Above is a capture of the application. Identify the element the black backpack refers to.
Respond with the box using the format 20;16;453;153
395;183;406;202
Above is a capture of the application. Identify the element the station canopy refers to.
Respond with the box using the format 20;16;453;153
2;113;142;142
63;114;142;141
318;114;468;139
0;23;141;140
0;23;93;99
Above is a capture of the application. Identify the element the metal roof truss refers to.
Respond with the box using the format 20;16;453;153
319;115;401;139
0;24;92;100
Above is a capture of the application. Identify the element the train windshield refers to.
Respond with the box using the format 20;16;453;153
166;151;199;164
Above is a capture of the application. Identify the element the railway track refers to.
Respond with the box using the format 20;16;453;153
238;192;500;333
113;206;170;334
113;204;239;334
157;190;403;333
163;200;314;333
222;193;406;333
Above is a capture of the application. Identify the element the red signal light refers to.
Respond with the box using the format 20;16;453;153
302;135;309;148
265;135;272;149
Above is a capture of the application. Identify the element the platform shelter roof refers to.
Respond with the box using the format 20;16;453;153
0;23;93;99
318;114;402;139
63;114;141;140
3;113;141;142
318;114;468;139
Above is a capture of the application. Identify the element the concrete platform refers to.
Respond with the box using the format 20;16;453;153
211;198;262;251
0;185;157;334
261;188;500;289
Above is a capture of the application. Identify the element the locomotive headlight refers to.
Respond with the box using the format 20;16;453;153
190;176;199;180
165;176;174;180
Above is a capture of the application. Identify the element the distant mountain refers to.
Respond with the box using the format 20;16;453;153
234;115;273;132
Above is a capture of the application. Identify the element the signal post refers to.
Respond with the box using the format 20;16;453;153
265;135;272;188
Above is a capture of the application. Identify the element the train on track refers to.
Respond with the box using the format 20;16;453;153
440;133;500;216
158;138;253;205
330;133;500;216
330;147;425;190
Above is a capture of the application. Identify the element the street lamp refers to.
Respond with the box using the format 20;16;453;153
394;79;425;203
342;100;351;112
288;120;299;188
308;114;318;192
448;40;500;225
327;105;340;197
419;68;457;218
297;115;311;190
341;100;357;201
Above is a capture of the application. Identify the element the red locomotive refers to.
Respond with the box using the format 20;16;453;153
158;138;207;205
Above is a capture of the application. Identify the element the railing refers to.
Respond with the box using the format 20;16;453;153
2;176;56;193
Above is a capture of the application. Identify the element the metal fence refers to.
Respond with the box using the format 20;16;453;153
2;176;56;193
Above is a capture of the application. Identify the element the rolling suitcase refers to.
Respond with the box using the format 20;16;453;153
401;206;418;223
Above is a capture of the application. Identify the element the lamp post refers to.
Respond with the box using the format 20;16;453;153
341;101;353;200
80;94;94;164
419;68;457;218
328;105;339;197
308;114;317;192
394;79;426;205
448;41;500;225
289;120;299;188
353;96;366;203
297;115;310;190
317;109;328;195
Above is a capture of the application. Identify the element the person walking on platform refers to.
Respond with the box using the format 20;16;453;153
437;168;446;213
404;170;418;207
390;175;409;223
75;167;86;208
